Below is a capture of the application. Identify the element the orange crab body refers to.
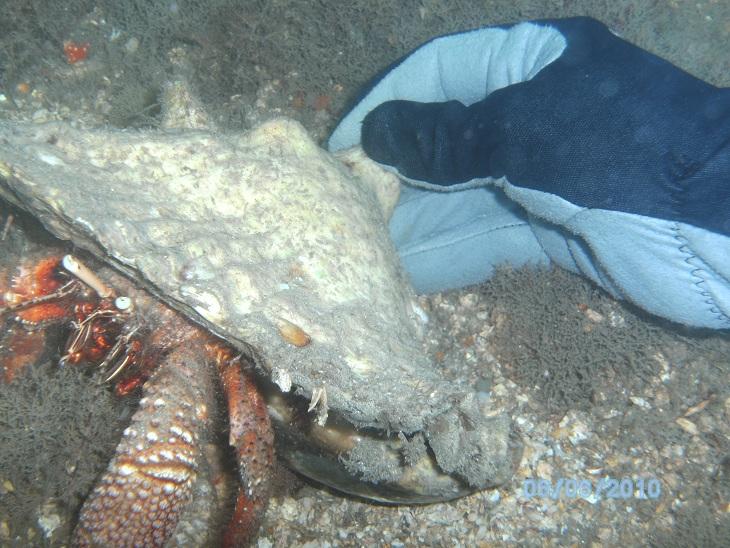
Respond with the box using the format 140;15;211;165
0;251;274;546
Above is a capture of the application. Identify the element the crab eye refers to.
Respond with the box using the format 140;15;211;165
115;296;132;311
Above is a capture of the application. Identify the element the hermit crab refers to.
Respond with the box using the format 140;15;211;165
0;108;518;545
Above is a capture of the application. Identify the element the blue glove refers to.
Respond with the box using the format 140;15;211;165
329;16;730;329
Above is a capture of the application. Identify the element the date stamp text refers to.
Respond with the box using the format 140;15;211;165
521;476;661;501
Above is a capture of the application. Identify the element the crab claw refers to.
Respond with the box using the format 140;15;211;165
73;327;275;547
73;339;215;547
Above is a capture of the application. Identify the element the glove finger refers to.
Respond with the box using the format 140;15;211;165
361;99;495;187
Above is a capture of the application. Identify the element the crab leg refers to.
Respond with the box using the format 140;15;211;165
0;254;81;382
74;335;216;547
214;346;275;547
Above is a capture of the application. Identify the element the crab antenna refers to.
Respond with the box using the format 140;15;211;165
62;254;115;298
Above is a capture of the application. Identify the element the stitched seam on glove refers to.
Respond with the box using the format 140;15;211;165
525;215;551;260
665;135;730;236
672;222;730;326
397;219;529;257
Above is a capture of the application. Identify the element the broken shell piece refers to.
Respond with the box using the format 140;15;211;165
683;396;713;417
278;319;311;347
271;367;292;393
675;417;699;436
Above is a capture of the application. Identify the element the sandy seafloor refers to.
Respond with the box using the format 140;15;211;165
0;1;729;546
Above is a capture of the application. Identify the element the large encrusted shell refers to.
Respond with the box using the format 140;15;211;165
0;117;514;493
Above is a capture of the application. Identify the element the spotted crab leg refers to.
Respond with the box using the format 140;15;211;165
73;332;216;547
213;346;275;547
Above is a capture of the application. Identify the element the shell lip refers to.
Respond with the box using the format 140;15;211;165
263;381;495;503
